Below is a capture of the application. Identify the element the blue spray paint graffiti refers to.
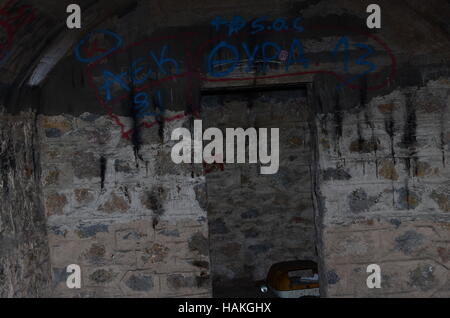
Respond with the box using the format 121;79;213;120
211;16;304;36
261;41;281;72
206;38;312;76
331;37;377;88
149;45;180;75
286;39;309;71
206;34;377;83
100;70;130;102
332;36;350;72
97;45;180;102
74;16;395;139
132;90;165;119
207;41;240;77
74;30;124;64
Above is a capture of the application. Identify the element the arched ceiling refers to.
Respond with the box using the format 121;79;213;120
0;0;136;87
0;0;449;113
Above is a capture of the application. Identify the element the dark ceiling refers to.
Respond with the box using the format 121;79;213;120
0;0;449;108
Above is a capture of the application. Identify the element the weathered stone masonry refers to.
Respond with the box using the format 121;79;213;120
0;111;51;297
313;78;450;297
40;114;210;297
0;0;449;297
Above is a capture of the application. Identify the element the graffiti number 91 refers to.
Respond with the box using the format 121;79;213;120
133;91;165;119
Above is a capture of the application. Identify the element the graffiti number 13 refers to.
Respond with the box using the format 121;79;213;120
331;37;377;87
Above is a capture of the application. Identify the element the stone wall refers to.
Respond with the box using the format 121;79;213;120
33;0;450;297
0;110;51;297
0;0;449;298
39;113;211;297
314;78;450;297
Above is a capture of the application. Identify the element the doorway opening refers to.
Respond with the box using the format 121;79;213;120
200;85;319;297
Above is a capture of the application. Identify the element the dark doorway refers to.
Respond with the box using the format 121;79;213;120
200;86;318;297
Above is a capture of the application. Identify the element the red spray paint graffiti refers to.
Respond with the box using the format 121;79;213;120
77;24;397;143
0;0;37;60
